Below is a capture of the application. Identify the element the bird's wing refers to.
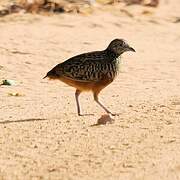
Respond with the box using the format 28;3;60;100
56;51;110;82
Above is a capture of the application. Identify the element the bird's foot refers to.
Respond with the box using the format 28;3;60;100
108;112;121;116
78;113;94;116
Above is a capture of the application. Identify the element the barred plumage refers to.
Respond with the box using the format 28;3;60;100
44;39;135;116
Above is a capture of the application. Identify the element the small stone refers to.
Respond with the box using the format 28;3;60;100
97;114;114;125
8;92;24;97
34;145;38;148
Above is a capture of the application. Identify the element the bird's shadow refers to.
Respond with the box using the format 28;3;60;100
0;118;47;124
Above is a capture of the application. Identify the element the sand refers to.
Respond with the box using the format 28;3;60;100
0;1;180;179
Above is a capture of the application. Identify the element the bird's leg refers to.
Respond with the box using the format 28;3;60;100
93;92;115;116
75;89;82;116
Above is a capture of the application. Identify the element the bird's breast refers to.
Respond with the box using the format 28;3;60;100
106;58;120;79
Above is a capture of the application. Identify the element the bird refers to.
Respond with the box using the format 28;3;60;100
44;39;135;116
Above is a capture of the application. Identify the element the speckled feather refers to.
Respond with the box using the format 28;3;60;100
49;50;121;82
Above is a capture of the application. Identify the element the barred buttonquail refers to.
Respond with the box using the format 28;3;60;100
44;39;135;116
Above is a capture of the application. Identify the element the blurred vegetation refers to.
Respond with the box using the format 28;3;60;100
0;0;159;17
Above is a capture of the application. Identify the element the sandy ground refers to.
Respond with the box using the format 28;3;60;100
0;1;180;179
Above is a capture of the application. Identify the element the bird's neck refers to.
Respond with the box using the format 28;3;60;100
106;49;121;60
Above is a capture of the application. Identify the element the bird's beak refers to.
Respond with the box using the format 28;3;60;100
128;46;136;52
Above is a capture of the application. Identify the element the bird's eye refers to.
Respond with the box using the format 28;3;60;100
122;41;126;46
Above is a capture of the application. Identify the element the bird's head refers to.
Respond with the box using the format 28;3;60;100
106;39;135;56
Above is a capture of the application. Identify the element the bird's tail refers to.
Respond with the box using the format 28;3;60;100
43;68;59;80
43;74;48;79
